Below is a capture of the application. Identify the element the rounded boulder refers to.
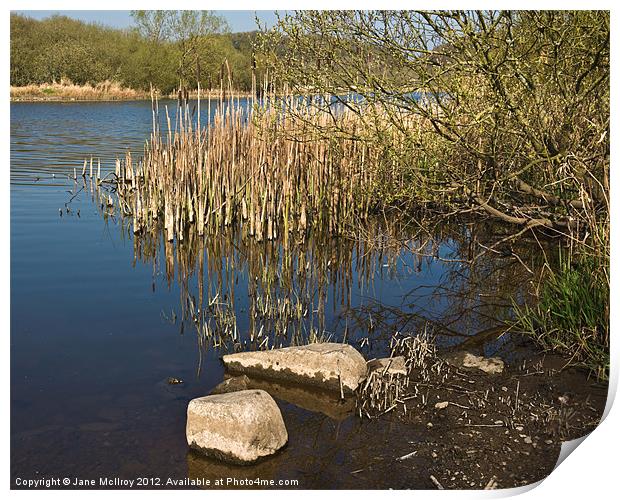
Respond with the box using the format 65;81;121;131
186;389;288;464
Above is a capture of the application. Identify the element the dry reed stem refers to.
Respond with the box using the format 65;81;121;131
104;88;420;243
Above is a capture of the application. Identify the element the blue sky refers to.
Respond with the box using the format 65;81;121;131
13;10;280;32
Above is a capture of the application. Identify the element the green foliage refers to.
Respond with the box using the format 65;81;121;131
513;247;609;379
131;10;229;42
10;12;258;92
130;10;230;86
259;11;609;231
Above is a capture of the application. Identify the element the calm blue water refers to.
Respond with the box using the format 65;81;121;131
10;100;527;488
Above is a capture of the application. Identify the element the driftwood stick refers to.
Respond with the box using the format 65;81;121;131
430;475;444;490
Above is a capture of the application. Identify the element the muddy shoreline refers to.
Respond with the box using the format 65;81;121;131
11;345;606;490
173;348;608;490
183;341;608;490
365;351;607;489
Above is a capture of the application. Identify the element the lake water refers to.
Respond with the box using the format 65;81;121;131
11;100;539;488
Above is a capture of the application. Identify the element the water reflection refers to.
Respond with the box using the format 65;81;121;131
89;163;541;361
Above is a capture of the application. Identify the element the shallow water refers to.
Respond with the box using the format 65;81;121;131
11;100;539;488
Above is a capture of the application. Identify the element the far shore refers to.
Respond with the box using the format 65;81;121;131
10;82;255;103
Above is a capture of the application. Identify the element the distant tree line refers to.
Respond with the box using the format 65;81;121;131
10;12;260;93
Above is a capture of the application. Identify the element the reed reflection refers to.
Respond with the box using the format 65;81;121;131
85;169;542;360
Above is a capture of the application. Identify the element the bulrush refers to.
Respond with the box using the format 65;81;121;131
99;80;417;244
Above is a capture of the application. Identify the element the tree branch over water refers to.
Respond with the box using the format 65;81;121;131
258;10;609;247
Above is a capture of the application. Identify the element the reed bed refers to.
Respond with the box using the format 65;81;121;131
73;159;533;365
80;161;524;359
104;84;420;244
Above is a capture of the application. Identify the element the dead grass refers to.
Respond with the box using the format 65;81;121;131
10;80;147;101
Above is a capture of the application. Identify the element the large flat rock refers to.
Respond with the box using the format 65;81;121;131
222;343;367;393
186;389;288;464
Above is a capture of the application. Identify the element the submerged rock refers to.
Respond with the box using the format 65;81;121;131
212;373;354;420
443;351;505;375
246;375;354;420
210;375;251;395
367;356;408;376
222;343;367;393
186;389;287;464
156;377;189;401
